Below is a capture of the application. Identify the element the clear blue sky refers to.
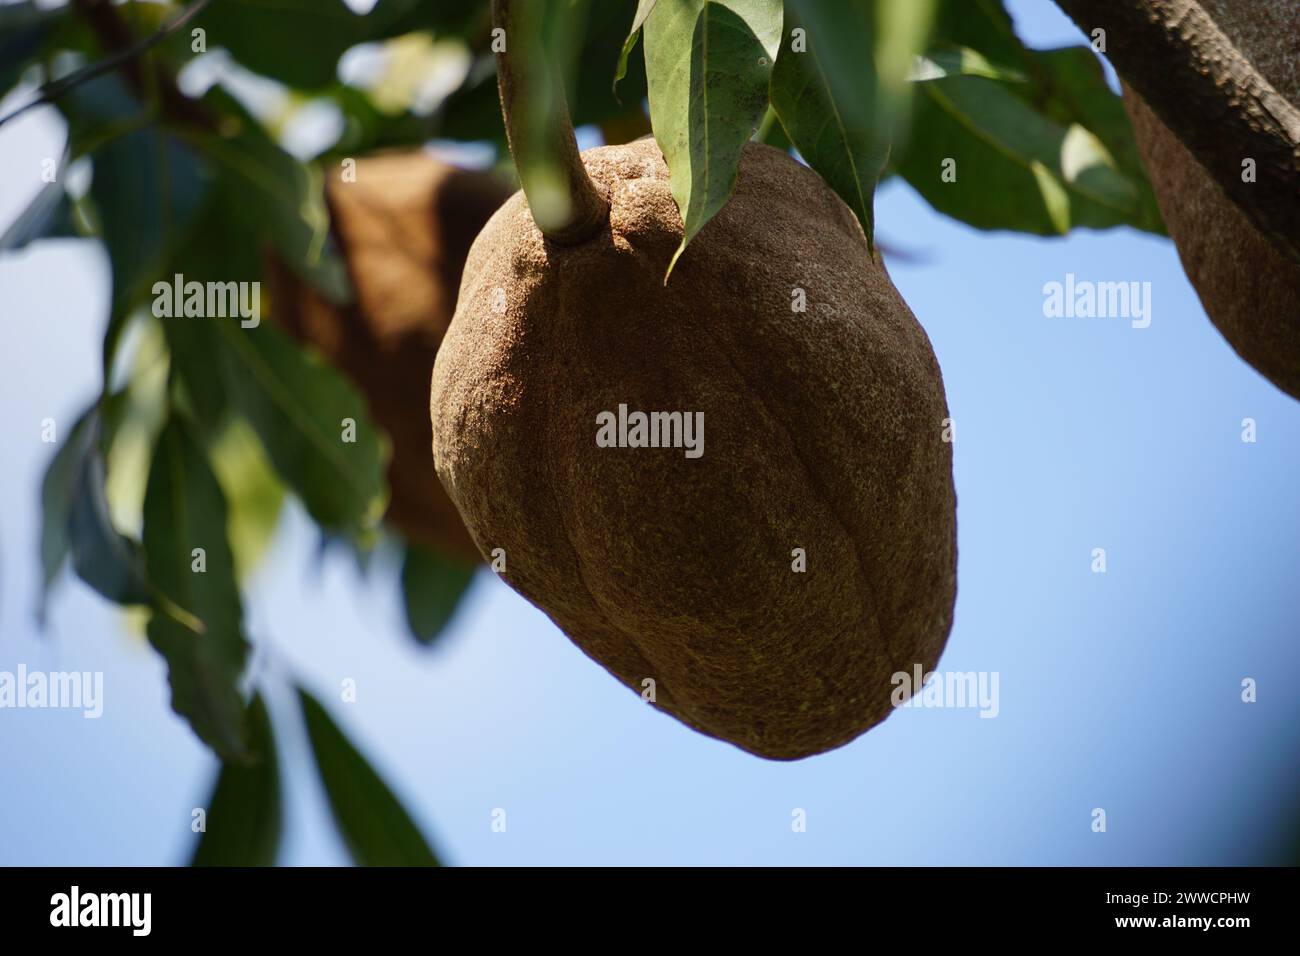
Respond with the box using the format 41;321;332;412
1;0;1297;865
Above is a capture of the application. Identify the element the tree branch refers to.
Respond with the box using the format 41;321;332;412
0;0;214;132
1053;0;1300;265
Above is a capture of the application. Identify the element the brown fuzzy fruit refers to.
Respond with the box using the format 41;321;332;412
1122;0;1300;400
269;152;510;561
430;139;957;760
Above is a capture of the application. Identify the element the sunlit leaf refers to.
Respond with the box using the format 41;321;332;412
207;420;286;582
1026;45;1163;233
899;73;1139;235
911;46;1025;83
644;0;782;276
907;0;1161;235
103;318;171;536
875;0;939;133
159;205;382;544
66;410;153;607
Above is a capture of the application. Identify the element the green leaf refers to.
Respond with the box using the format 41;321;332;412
298;689;440;867
434;60;505;144
402;545;474;647
0;1;60;100
908;0;1162;235
0;179;78;252
92;125;211;314
66;411;153;607
213;320;388;536
911;46;1026;83
771;0;938;244
143;415;251;758
1024;46;1163;233
874;0;939;130
192;694;281;867
614;0;659;94
159;196;383;540
54;77;207;387
644;0;782;277
38;410;94;619
58;75;211;315
770;0;885;244
102;321;171;536
186;120;349;304
898;73;1141;235
930;0;1026;69
158;206;250;427
208;420;286;582
56;69;147;154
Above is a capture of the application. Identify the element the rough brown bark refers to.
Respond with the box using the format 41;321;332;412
1119;1;1300;400
1053;0;1300;264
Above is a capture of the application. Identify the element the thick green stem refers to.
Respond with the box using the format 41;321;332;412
492;0;608;245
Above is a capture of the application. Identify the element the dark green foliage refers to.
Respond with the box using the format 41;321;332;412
192;695;282;866
896;0;1164;235
143;415;250;758
299;689;440;867
402;544;474;646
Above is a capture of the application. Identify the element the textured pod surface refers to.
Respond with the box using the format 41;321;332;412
1122;0;1300;400
269;152;509;561
431;139;956;759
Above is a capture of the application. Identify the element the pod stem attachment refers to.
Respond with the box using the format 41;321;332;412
492;0;609;245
